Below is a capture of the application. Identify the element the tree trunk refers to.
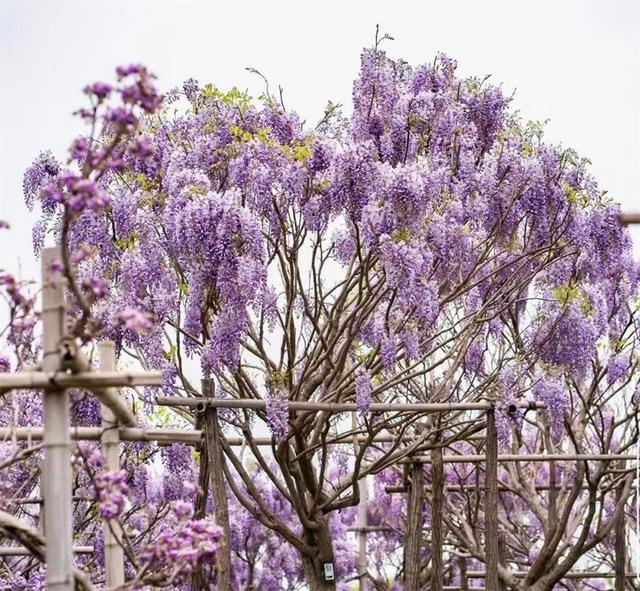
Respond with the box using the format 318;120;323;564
404;462;424;590
300;517;338;591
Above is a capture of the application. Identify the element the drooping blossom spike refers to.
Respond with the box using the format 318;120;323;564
266;395;289;442
117;307;154;333
607;353;630;385
355;369;372;417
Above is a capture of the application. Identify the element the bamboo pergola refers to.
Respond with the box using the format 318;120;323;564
2;213;639;590
156;396;637;591
0;247;164;590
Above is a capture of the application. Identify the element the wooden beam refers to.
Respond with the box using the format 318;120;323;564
0;546;93;556
619;212;640;225
399;453;635;464
467;571;640;579
157;396;545;414
384;484;592;494
0;370;163;392
0;427;481;447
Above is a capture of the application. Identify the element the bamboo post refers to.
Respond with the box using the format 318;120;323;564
458;555;468;591
498;533;507;591
351;411;369;591
357;476;368;591
191;410;210;590
614;461;626;591
485;409;499;591
99;341;125;587
404;462;424;590
431;446;444;591
202;379;231;591
42;246;74;591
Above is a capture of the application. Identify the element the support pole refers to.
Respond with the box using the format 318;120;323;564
614;461;626;591
352;411;368;591
191;410;210;590
431;446;444;591
357;477;368;591
404;462;424;590
498;533;507;591
458;556;468;591
42;246;74;591
99;341;125;587
202;379;231;591
485;409;500;591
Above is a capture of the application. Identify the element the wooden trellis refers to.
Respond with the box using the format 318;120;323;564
156;396;638;590
2;208;639;590
0;248;164;590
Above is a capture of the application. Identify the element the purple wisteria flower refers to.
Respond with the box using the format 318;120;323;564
607;353;630;385
533;373;569;442
266;395;289;442
355;369;372;417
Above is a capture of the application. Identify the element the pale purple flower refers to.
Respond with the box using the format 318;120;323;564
117;307;154;333
607;353;630;385
266;395;289;442
355;369;372;417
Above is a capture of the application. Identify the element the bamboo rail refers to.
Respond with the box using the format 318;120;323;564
156;396;545;413
467;571;640;579
0;370;163;391
0;546;93;556
619;212;640;225
0;427;481;447
384;484;592;494
398;453;636;464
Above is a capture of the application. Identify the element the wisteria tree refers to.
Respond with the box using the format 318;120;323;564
2;30;638;591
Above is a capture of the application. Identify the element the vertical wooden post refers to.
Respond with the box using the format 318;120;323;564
485;409;500;591
191;411;211;591
614;461;626;591
202;379;231;591
357;476;368;591
548;459;557;527
498;533;507;591
99;341;125;587
404;462;424;590
42;247;74;591
431;447;444;591
458;555;468;591
352;412;368;591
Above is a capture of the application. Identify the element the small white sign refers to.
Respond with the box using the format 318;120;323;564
323;562;335;581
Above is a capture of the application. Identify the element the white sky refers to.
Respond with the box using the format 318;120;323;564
1;0;639;283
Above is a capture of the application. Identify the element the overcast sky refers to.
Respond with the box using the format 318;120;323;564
1;0;638;282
